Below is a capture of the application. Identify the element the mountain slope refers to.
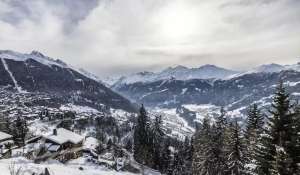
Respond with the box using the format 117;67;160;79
0;50;136;112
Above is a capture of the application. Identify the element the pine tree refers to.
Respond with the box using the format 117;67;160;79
244;104;264;163
212;107;229;173
192;117;215;175
133;104;153;166
254;82;299;174
254;131;276;175
152;115;165;170
227;120;247;175
284;104;300;174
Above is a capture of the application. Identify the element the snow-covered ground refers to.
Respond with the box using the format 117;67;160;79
60;104;100;114
151;108;195;140
1;58;27;93
0;157;137;175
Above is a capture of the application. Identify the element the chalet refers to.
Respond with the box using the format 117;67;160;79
27;128;84;153
0;131;13;158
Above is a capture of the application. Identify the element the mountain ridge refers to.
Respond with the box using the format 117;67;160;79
0;50;137;112
106;61;300;86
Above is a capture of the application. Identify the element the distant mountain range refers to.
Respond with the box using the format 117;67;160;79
109;64;238;87
111;61;300;119
106;62;300;87
0;50;136;112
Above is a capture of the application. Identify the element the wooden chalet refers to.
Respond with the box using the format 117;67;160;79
27;128;84;153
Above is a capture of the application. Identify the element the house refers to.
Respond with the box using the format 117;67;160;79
45;128;84;151
0;131;14;158
27;128;84;153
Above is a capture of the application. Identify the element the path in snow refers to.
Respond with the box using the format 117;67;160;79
1;58;26;93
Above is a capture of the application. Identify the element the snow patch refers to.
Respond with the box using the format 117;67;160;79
1;58;27;93
60;104;99;113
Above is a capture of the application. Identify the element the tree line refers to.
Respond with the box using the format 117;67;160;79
133;82;300;174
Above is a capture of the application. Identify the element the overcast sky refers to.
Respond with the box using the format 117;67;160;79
0;0;299;78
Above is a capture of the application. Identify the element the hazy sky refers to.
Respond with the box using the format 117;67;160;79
0;0;299;78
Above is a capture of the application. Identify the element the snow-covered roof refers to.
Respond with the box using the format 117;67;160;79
45;128;84;145
0;131;12;141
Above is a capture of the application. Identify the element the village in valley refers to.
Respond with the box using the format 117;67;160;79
0;104;149;175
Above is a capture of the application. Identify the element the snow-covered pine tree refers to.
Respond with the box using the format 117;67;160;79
244;104;264;164
152;115;165;170
285;103;300;173
192;116;215;175
254;130;276;175
269;82;297;174
254;82;299;174
133;104;153;166
212;107;229;173
227;120;247;175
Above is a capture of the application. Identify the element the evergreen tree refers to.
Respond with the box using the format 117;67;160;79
212;107;229;173
269;82;297;174
192;117;215;175
227;120;247;175
152;115;165;170
133;104;153;166
254;82;299;174
244;104;264;163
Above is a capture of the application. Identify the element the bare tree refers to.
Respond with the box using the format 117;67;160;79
9;162;22;175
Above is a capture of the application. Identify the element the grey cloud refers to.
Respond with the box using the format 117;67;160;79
0;0;99;32
0;0;299;78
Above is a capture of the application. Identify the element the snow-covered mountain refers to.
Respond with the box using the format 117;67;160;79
110;64;239;87
253;63;285;73
114;69;300;125
107;62;300;87
0;50;136;112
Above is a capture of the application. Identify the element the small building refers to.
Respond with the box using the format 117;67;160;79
27;128;84;153
0;131;14;158
45;128;84;151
